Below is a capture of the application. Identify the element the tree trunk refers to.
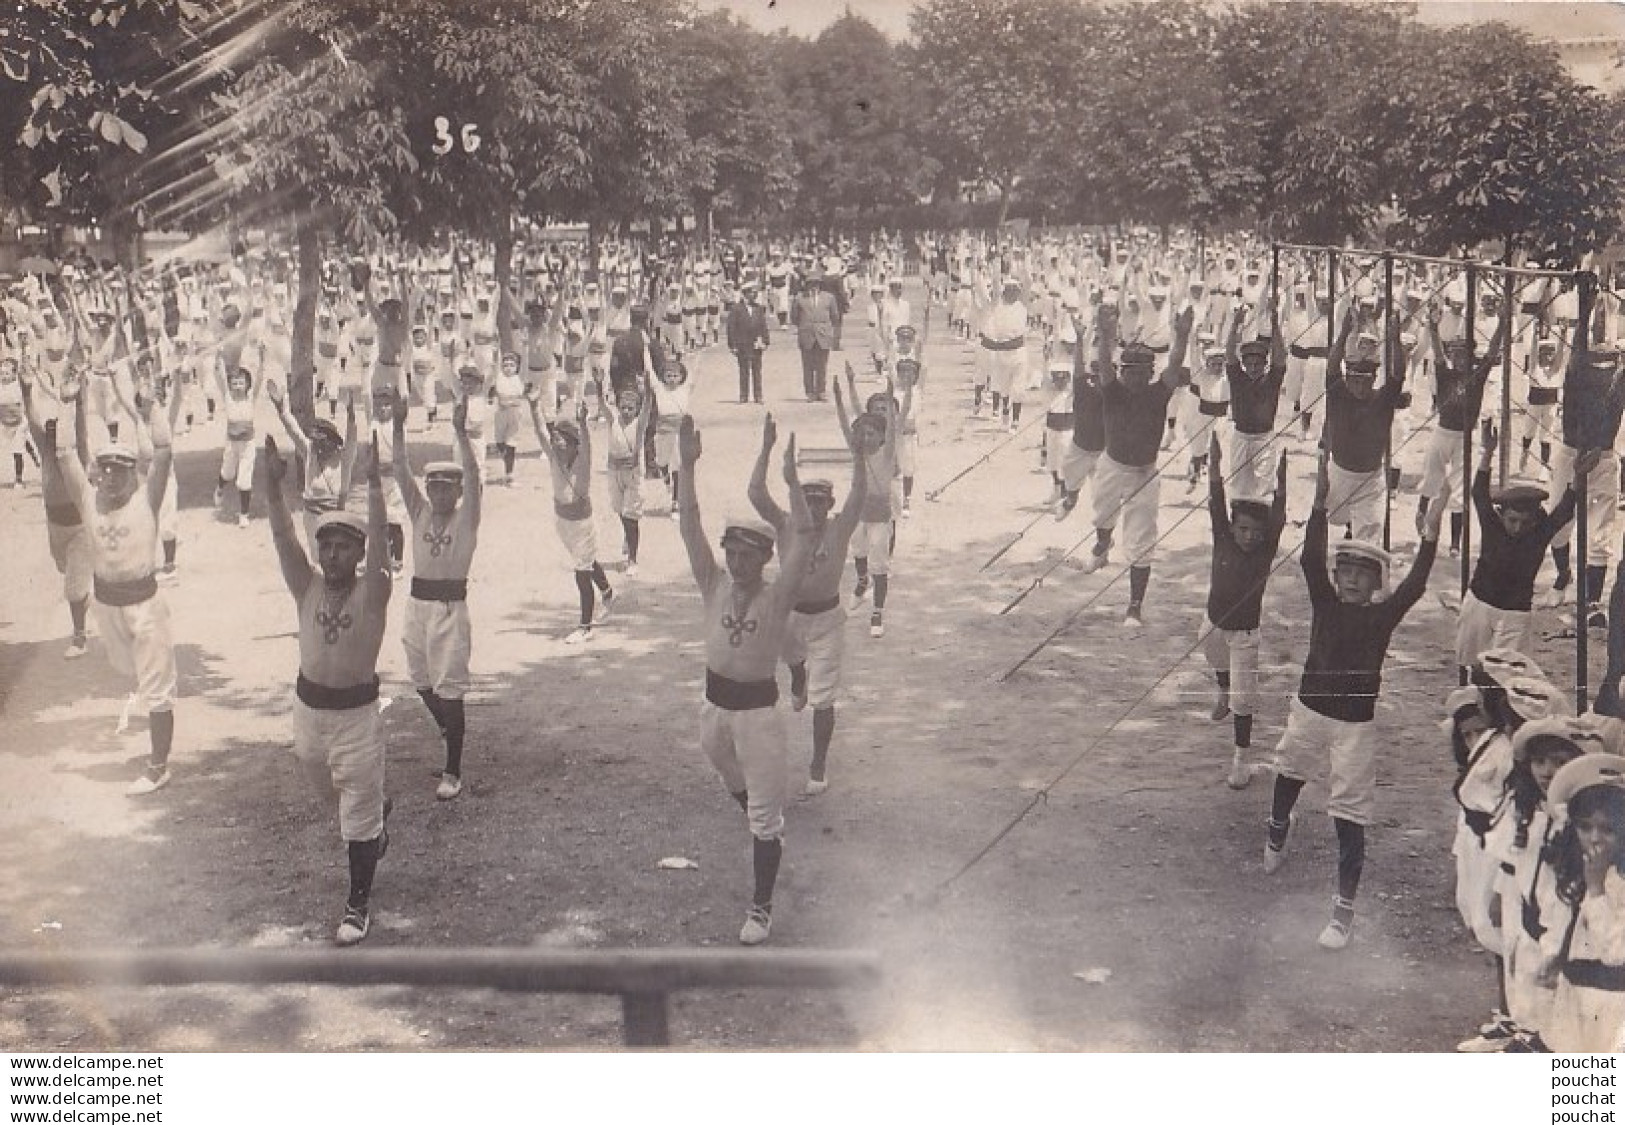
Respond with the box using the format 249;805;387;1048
290;218;321;427
494;214;515;357
995;180;1011;228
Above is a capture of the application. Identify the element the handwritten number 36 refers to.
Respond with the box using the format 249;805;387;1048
432;117;481;155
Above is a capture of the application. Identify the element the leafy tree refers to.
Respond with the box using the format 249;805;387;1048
1079;0;1259;231
671;10;798;229
776;12;938;232
4;0;237;260
908;0;1095;224
1398;25;1625;260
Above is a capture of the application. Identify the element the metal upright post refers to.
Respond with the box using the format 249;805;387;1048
1383;252;1395;552
1462;262;1475;597
1500;267;1514;487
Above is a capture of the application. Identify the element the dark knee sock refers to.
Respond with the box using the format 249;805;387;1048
669;470;680;501
789;662;808;700
973;386;983;408
346;836;381;907
1215;670;1231;694
575;570;595;624
731;789;749;812
1449;511;1463;551
148;709;174;769
854;557;868;583
590;561;611;592
1233;712;1253;749
162;538;177;567
873;573;889;610
1540;441;1551;466
1010;402;1022;423
417;688;447;733
107;421;119;442
441;698;465;777
503;445;516;475
1553;544;1572;583
903;476;913;500
1128;564;1150;608
238;488;252;516
752;836;783;910
1270;775;1305;840
1335;816;1366;903
1495;955;1509;1014
1093;527;1113;556
70;596;88;636
387;524;404;566
888;522;896;557
811;705;835;781
1587;563;1608;605
12;452;22;481
621;517;640;563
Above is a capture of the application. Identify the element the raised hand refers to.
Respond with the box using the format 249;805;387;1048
266;378;284;407
679;415;701;464
452;400;468;437
263;435;287;486
366;434;382;486
782;433;798;485
761;411;777;450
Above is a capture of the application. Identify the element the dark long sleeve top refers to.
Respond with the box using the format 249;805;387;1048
1468;467;1575;611
1296;507;1437;723
1206;468;1287;632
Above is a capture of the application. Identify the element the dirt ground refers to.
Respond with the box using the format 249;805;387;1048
0;277;1599;1051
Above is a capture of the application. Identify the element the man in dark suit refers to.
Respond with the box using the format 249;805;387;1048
792;269;840;401
727;281;771;404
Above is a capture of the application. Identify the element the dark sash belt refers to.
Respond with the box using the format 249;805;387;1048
980;336;1025;352
1290;344;1329;359
1199;400;1230;418
296;673;380;711
1529;387;1559;406
411;577;468;602
705;669;778;711
794;594;841;616
1564;959;1625;992
94;573;156;607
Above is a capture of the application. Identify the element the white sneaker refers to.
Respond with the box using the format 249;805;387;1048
335;903;371;946
1081;549;1110;574
436;773;463;801
236;513;249;528
901;503;911;519
594;588;615;623
803;777;829;798
565;625;593;645
1317;917;1352;951
1226;753;1252;791
126;765;171;797
870;611;885;638
623;560;639;578
64;634;88;660
739;906;772;946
